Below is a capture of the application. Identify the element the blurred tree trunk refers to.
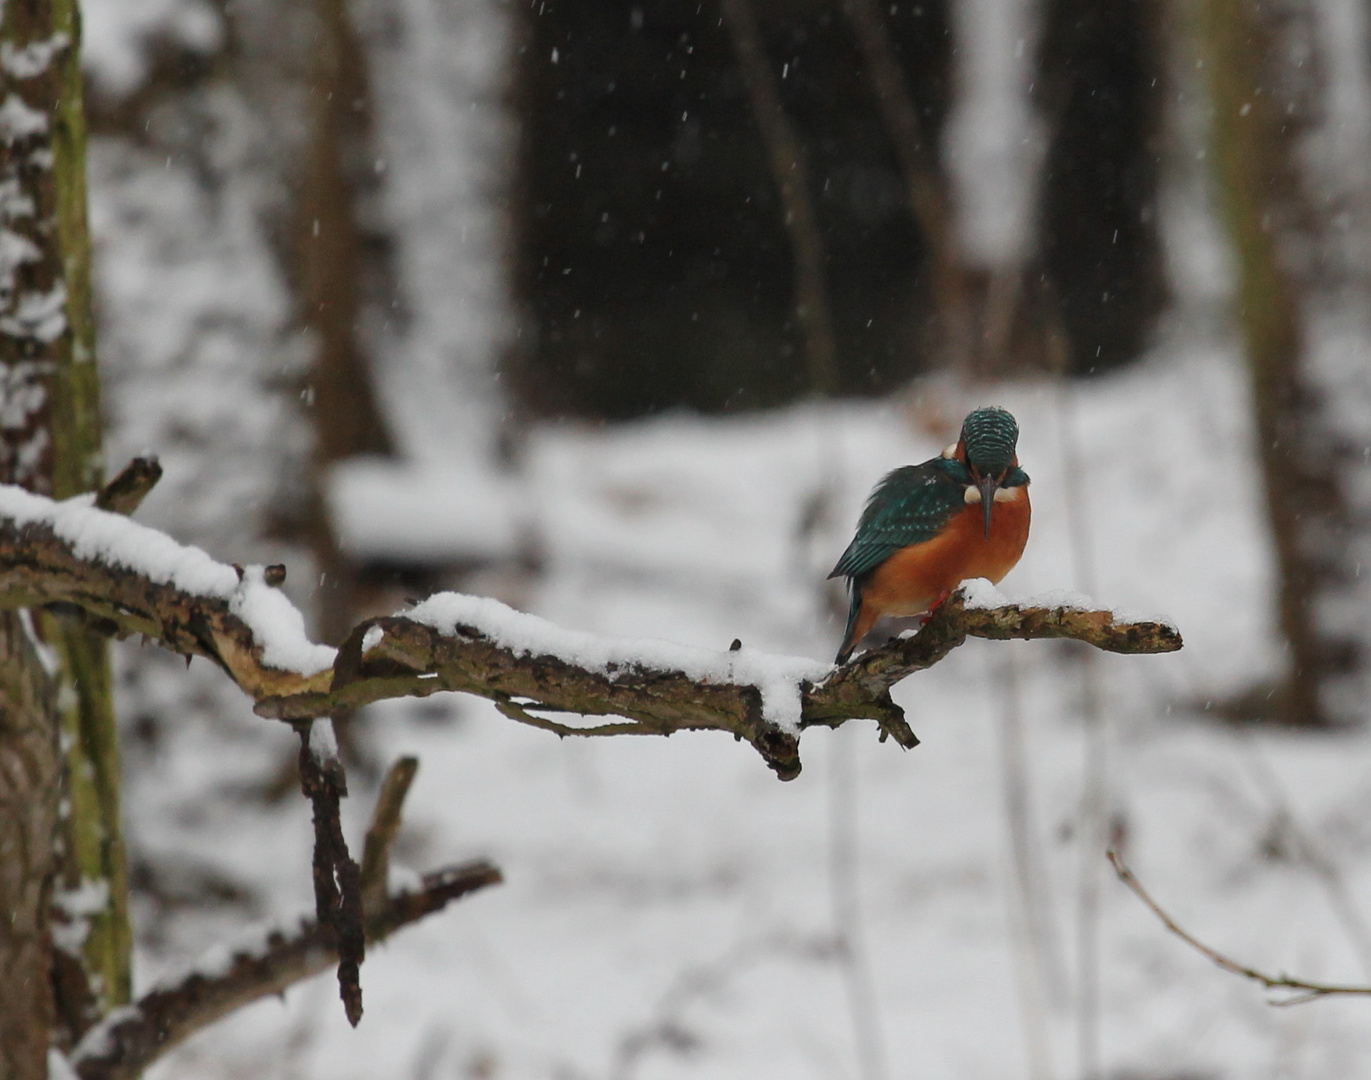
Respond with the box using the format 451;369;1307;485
296;0;395;648
1038;0;1167;374
1194;0;1365;725
720;0;837;398
848;0;1164;379
1;0;127;1071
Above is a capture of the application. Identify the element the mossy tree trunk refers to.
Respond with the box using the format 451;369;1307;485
1;0;129;1069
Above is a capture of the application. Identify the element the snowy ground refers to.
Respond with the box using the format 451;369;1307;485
119;342;1371;1079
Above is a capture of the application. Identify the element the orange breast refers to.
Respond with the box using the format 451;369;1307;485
861;486;1030;619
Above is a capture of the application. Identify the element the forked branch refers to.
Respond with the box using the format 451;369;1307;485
68;859;502;1080
70;750;500;1080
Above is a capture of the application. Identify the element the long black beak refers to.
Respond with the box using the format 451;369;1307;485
978;474;998;538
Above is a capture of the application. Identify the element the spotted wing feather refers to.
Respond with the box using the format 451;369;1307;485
829;459;968;582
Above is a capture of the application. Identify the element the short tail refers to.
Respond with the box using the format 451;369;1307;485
834;582;864;664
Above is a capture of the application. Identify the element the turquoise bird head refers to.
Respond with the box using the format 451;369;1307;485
950;406;1023;538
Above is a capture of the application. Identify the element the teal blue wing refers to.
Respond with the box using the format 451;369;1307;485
829;459;968;581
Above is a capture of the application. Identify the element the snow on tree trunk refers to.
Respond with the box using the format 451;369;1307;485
941;0;1165;377
295;0;397;647
944;0;1041;272
321;0;521;572
88;0;311;576
357;0;514;466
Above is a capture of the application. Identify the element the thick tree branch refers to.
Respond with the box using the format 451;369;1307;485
0;485;1181;780
69;860;503;1080
1108;850;1371;1005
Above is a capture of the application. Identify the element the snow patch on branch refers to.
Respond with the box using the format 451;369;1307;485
229;565;335;676
0;485;338;674
159;911;318;988
0;483;237;593
408;592;831;733
71;1005;139;1063
958;577;1178;630
48;1048;81;1080
308;718;340;766
960;578;1099;611
958;577;1014;610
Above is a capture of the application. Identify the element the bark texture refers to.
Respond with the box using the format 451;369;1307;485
0;612;61;1080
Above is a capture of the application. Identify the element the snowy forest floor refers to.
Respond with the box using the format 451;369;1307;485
121;343;1371;1080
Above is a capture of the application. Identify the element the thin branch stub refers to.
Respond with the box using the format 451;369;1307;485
95;455;162;516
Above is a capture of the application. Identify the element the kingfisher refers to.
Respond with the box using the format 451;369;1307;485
830;406;1031;664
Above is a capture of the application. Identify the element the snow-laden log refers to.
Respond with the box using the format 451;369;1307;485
0;484;1182;779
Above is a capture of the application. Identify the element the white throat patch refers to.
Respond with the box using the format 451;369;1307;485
965;484;1022;505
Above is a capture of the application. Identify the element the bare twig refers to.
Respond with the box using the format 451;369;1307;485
295;721;365;1025
1107;850;1371;1005
0;489;1181;780
360;755;419;911
70;860;502;1080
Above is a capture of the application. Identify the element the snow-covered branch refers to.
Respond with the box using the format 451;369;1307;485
0;483;1182;780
